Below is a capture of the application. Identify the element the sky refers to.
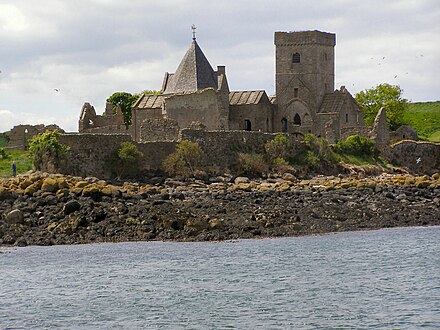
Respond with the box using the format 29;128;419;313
0;0;439;132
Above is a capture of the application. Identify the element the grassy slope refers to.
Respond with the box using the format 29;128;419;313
0;150;33;178
0;133;8;148
403;101;440;142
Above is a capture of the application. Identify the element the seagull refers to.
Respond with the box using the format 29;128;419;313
54;88;60;92
394;75;398;78
382;56;385;59
416;157;421;164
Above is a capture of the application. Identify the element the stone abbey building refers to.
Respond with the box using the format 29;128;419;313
79;30;365;142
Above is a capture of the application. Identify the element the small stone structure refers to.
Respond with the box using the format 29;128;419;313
6;124;64;150
390;125;418;144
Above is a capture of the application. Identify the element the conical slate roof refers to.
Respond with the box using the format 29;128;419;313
164;40;218;94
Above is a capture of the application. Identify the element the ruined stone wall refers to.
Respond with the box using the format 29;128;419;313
58;133;177;178
390;141;440;175
132;108;163;141
164;88;228;130
390;125;418;144
6;124;64;150
140;118;179;142
81;125;134;138
229;104;273;132
181;129;305;168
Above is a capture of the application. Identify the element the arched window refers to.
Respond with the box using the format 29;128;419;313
266;118;269;132
281;118;288;132
244;119;252;131
345;113;349;123
292;52;300;63
293;113;301;126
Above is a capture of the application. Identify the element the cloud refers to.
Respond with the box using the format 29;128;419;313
0;0;439;133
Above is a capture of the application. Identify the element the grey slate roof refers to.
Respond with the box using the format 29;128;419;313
163;40;218;94
229;91;268;105
319;87;359;113
133;94;163;109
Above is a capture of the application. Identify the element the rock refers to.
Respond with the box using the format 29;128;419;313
63;200;81;215
14;237;27;247
282;173;296;182
41;178;58;193
0;188;13;201
234;177;250;184
4;209;24;224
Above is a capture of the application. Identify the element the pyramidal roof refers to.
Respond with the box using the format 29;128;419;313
164;40;218;94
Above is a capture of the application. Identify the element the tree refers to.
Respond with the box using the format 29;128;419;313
28;130;70;171
163;140;203;178
111;142;143;179
107;92;139;127
355;83;408;130
107;90;162;127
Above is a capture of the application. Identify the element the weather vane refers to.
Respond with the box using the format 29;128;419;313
191;24;197;40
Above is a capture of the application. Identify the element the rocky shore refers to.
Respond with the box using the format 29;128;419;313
1;171;439;247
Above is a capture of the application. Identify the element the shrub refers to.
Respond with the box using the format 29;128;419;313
28;130;70;170
0;148;8;160
112;142;143;179
333;134;379;158
302;134;338;169
265;134;290;163
163;140;203;178
238;153;268;177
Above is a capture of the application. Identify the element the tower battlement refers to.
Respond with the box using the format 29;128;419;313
274;30;336;46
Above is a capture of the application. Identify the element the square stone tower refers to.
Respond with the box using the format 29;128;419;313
274;31;335;133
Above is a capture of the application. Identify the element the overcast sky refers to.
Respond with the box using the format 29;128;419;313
0;0;439;132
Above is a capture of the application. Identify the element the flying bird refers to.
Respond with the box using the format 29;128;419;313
54;88;60;92
394;75;398;78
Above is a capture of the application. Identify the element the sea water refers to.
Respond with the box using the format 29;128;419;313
1;226;439;329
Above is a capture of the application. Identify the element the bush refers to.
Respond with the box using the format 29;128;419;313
303;134;338;168
0;148;8;160
265;134;290;163
28;130;70;170
111;142;143;179
333;134;379;158
238;153;268;177
163;140;203;178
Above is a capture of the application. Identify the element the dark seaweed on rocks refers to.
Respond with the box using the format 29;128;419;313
0;172;439;246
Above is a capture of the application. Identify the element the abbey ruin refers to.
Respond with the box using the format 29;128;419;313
48;30;434;178
79;30;365;143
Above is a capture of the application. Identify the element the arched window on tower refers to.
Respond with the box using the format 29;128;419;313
292;52;300;63
293;113;301;126
281;118;288;132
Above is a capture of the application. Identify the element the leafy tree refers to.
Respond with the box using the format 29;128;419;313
355;83;408;130
163;140;203;178
107;92;139;127
28;130;70;170
111;142;143;179
107;90;162;127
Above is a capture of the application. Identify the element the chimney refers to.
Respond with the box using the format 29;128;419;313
217;65;226;75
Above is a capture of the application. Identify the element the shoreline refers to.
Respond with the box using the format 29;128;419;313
1;171;439;247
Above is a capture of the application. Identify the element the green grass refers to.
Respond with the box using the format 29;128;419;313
0;150;33;178
403;101;440;142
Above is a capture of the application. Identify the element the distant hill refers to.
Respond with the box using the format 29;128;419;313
403;101;440;142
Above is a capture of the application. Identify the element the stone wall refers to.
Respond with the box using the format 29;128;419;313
181;129;305;168
390;125;418;144
164;88;229;130
6;124;64;150
390;141;440;175
229;103;273;132
58;133;177;178
140;118;179;142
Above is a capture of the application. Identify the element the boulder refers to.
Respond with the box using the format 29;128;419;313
63;200;81;215
4;209;24;224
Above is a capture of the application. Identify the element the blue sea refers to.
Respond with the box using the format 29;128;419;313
1;226;439;329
